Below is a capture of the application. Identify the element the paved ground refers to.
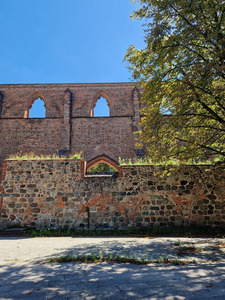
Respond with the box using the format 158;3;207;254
0;236;225;299
1;236;225;263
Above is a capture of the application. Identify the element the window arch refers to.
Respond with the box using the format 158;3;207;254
94;97;109;117
91;90;111;117
24;92;46;118
86;155;120;173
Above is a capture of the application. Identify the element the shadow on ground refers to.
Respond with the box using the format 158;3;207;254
0;236;225;263
1;237;225;299
1;260;225;299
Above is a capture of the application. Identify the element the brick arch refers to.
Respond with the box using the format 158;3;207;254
24;91;47;118
90;90;111;117
86;154;121;173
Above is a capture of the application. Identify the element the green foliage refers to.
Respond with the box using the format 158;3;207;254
69;152;82;159
20;225;225;238
47;254;192;265
125;0;225;162
87;162;116;173
119;157;220;166
119;157;153;165
174;240;182;247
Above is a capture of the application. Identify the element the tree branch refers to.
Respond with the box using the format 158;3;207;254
180;125;225;132
175;137;225;156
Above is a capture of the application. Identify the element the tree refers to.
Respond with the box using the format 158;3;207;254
125;0;225;162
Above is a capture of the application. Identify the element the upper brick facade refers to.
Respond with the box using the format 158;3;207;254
0;83;141;162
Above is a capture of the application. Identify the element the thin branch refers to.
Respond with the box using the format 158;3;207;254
175;137;225;156
179;125;225;132
170;4;218;49
182;81;225;112
180;74;225;119
219;7;225;29
177;113;220;121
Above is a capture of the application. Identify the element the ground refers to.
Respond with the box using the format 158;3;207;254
0;236;225;299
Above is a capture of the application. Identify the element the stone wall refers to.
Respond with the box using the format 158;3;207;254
0;83;139;162
0;160;224;229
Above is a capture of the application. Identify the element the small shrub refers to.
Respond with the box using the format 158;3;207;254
69;152;82;159
174;240;182;246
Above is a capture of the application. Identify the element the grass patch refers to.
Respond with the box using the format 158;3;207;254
7;152;82;160
47;253;195;265
174;240;182;246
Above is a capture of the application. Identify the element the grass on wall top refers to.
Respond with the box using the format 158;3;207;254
6;152;82;161
5;152;223;167
119;157;223;166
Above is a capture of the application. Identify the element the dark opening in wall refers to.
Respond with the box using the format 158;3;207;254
29;98;46;118
87;162;117;175
93;97;110;117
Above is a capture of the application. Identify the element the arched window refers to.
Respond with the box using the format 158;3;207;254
91;90;111;117
25;98;46;118
94;97;110;117
86;155;120;176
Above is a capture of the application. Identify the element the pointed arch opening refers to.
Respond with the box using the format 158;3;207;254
29;98;46;118
94;97;110;117
86;155;120;176
87;162;117;174
91;90;111;117
24;92;46;118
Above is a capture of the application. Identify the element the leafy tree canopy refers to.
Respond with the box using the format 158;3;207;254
125;0;225;162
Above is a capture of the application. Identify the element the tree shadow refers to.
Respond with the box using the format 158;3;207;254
0;236;225;263
1;237;225;299
1;260;225;299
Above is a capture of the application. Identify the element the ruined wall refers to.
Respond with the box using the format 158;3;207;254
0;83;139;162
71;117;135;160
1;119;63;157
1;160;224;229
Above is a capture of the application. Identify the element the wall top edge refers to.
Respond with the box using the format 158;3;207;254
0;82;138;88
5;159;84;162
4;160;221;168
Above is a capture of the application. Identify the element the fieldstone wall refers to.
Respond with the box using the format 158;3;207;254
0;160;225;229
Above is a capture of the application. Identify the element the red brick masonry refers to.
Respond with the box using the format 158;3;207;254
0;82;141;162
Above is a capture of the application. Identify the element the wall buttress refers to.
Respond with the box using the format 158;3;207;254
61;89;72;151
132;87;142;150
0;93;3;117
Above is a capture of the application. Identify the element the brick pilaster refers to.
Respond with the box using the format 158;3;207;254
0;161;7;217
132;87;142;148
0;92;3;116
61;89;72;151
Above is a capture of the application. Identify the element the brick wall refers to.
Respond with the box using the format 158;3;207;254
70;117;135;161
0;160;224;229
0;83;139;163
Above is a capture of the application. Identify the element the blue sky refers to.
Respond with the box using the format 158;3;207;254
0;0;145;84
